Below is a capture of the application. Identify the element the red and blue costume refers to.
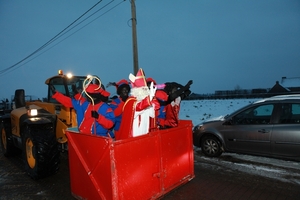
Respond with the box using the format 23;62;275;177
146;78;193;129
109;79;130;136
110;97;125;134
52;84;115;137
154;89;168;127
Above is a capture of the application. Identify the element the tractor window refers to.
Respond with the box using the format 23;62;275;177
48;76;87;103
66;78;86;98
49;78;67;103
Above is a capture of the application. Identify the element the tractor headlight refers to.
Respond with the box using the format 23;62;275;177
66;73;73;78
28;109;38;116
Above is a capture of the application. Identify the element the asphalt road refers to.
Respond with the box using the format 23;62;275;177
1;149;300;200
164;149;300;200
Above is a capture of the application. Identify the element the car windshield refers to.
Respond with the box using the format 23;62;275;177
224;103;256;120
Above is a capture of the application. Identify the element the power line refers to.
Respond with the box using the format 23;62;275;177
0;1;103;75
45;0;118;48
0;0;126;76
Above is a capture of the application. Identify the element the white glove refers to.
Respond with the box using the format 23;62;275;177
149;82;157;101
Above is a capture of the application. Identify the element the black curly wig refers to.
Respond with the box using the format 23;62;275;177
117;84;130;95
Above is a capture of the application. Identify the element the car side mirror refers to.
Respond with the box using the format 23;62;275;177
223;118;234;125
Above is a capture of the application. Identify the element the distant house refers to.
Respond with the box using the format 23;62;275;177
269;77;300;93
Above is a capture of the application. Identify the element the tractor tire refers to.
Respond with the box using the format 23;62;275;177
0;122;18;156
23;125;60;179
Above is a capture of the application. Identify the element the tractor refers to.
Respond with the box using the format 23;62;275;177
0;70;87;179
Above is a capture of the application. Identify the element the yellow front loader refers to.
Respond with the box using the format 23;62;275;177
0;70;87;179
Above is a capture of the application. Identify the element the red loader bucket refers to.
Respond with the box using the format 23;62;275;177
66;120;194;200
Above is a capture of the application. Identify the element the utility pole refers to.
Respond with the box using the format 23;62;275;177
130;0;139;74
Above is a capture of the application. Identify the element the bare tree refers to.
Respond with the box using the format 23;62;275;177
234;85;242;94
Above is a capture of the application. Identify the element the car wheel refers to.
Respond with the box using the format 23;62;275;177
200;135;222;157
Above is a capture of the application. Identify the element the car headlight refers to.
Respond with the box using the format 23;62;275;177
27;109;38;116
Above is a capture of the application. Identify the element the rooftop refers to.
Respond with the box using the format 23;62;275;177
281;77;300;88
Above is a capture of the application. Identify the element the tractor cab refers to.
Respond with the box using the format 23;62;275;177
45;70;87;103
26;70;89;145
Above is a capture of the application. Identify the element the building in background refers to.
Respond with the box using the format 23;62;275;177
269;77;300;94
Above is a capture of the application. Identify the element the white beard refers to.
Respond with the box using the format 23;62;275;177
130;86;150;101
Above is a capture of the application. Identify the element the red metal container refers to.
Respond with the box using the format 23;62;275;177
66;120;194;200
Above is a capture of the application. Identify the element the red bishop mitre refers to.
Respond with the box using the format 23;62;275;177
129;68;147;88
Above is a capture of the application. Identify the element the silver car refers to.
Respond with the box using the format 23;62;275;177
193;94;300;161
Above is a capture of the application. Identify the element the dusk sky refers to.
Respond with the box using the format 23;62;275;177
1;0;299;99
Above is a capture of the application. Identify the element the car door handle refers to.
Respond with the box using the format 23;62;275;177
258;129;270;133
